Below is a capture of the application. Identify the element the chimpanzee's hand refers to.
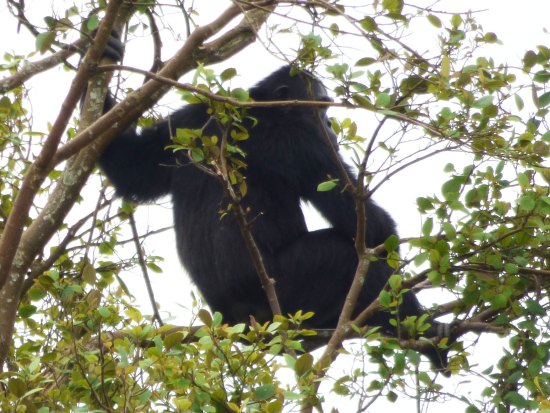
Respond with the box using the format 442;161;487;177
89;29;124;62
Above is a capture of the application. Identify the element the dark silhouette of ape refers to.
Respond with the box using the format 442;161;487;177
95;37;448;370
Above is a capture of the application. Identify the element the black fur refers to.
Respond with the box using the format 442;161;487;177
97;63;448;371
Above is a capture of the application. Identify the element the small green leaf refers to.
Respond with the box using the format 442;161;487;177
427;14;442;28
518;195;536;211
98;306;112;318
382;0;404;14
164;331;184;349
190;147;204;162
503;391;529;408
379;290;392;307
146;262;163;273
523;50;537;69
231;87;249;101
388;274;402;290
266;400;283;413
483;32;498;43
416;197;434;211
356;57;377;66
36;31;56;54
82;262;96;284
450;14;462;29
86;14;99;31
351;94;372;109
538;91;550;108
422;217;433;236
317;179;338;192
295;353;313;377
19;304;37;318
525;299;545;316
504;263;518;274
198;309;213;326
376;92;391;107
254;384;276;401
441;55;450;79
28;287;46;301
515;94;524;111
384;234;399;252
472;95;494;109
8;378;26;397
220;67;237;81
359;17;377;32
441;176;464;199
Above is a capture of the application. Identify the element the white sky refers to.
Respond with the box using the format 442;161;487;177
1;1;549;411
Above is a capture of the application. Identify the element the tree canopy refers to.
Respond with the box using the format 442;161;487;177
0;1;549;412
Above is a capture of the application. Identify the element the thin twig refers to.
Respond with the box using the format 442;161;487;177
128;212;164;326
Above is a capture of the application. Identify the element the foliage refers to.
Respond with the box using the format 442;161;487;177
0;0;549;412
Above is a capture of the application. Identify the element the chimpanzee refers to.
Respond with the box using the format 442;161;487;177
93;33;449;371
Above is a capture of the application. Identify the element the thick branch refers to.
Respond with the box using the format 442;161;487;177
0;0;126;370
0;38;85;94
0;0;123;291
53;1;278;167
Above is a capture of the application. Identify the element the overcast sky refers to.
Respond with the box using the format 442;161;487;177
1;1;549;411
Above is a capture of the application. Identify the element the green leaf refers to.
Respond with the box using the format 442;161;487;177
231;87;249;101
266;400;283;413
220;67;237;81
317;179;338;192
359;17;377;32
441;55;450;79
19;304;37;318
356;57;377;66
534;70;550;84
351;94;373;109
427;14;442;28
8;378;26;397
82;262;96;284
379;290;392;307
388;274;402;290
98;307;112;318
525;299;545;316
538;91;550;108
36;31;56;54
376;92;391;107
472;95;494;109
164;331;184;349
190;147;204;162
518;195;536;211
450;14;462;29
491;294;507;309
295;353;313;377
416;197;434;211
441;176;464;199
382;0;404;14
514;94;524;111
422;217;433;236
384;234;399;252
146;262;163;273
523;50;537;68
483;32;498;43
86;14;99;31
504;263;518;274
198;309;212;326
503;391;529;408
28;287;46;301
254;384;276;401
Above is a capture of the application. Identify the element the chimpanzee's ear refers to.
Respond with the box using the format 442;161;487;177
273;84;290;100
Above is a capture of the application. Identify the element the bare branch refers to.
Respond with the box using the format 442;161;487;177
128;212;164;326
0;38;86;94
